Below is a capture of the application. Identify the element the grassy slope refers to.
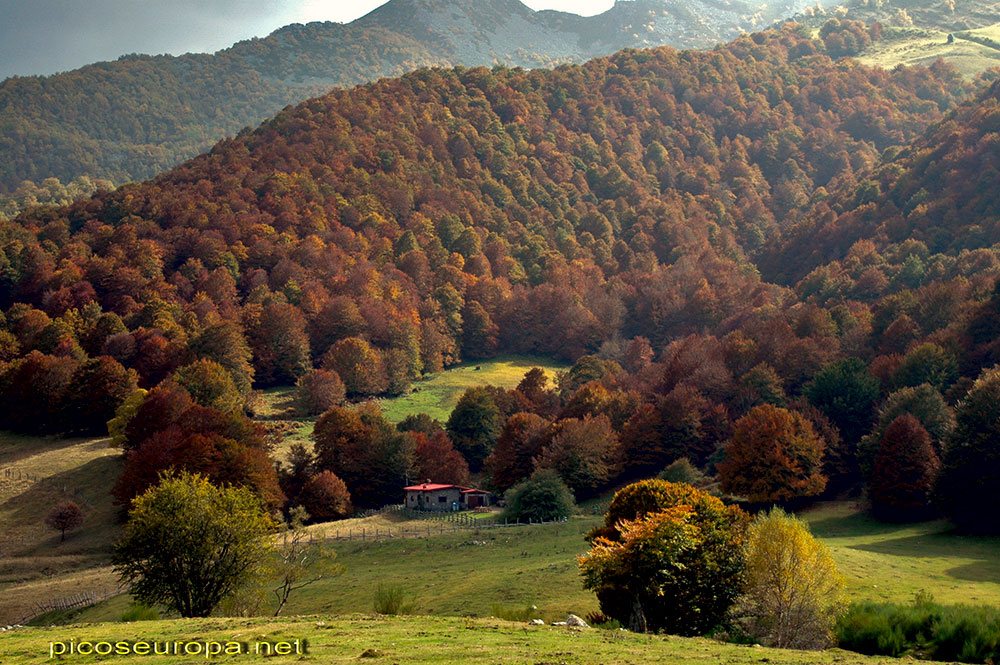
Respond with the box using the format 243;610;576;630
855;27;1000;78
261;354;568;462
803;501;1000;606
0;615;901;665
376;355;567;423
0;433;121;625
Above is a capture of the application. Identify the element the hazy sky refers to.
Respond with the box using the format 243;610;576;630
0;0;616;80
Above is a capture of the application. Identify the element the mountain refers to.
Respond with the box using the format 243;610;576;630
7;21;1000;526
0;22;975;400
0;0;821;194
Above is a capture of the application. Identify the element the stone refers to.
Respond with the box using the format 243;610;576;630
566;614;590;628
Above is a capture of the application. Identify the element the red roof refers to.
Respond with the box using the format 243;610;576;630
403;483;459;491
461;488;489;494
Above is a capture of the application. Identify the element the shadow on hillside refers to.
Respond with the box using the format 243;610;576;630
806;508;930;540
945;560;1000;583
0;433;109;467
0;455;121;556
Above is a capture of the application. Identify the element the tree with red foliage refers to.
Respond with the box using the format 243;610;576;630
245;302;311;386
484;411;551;492
0;351;79;434
412;431;470;486
620;385;729;476
719;405;827;503
869;414;939;521
122;383;194;450
46;501;84;541
297;471;353;522
312;404;414;508
113;423;283;512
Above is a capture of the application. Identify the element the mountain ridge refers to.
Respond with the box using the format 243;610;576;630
0;0;818;193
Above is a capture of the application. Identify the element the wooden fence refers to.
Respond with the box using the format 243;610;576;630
312;515;568;543
17;587;121;626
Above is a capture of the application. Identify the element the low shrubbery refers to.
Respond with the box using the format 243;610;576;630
372;583;415;615
836;594;1000;663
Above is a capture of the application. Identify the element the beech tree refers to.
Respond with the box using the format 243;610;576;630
320;337;387;396
535;415;620;497
113;472;275;618
736;507;845;648
297;471;353;522
579;480;748;635
719;405;827;503
295;369;346;416
938;366;1000;532
412;431;470;486
870;414;939;520
484;411;550;491
447;386;503;472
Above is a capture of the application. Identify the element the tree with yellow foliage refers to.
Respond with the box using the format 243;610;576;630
735;507;845;649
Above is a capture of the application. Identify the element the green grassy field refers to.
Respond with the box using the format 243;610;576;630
261;354;568;461
802;501;1000;606
375;354;567;423
0;614;903;665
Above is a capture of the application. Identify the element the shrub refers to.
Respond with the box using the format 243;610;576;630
373;583;415;615
120;603;159;622
579;480;749;636
658;458;707;486
835;595;1000;663
491;602;541;622
503;469;575;523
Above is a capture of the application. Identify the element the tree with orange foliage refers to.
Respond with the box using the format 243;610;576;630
719;405;827;503
297;471;353;522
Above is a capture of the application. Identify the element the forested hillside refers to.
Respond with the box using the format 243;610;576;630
3;20;1000;526
0;0;820;193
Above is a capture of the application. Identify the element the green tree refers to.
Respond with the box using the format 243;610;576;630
805;358;879;444
503;469;575;523
107;388;148;447
112;472;275;618
735;507;845;648
579;480;748;635
447;386;503;471
892;343;958;392
172;359;242;413
937;366;1000;532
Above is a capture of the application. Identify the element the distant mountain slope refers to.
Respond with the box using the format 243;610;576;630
763;78;1000;285
0;0;819;193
